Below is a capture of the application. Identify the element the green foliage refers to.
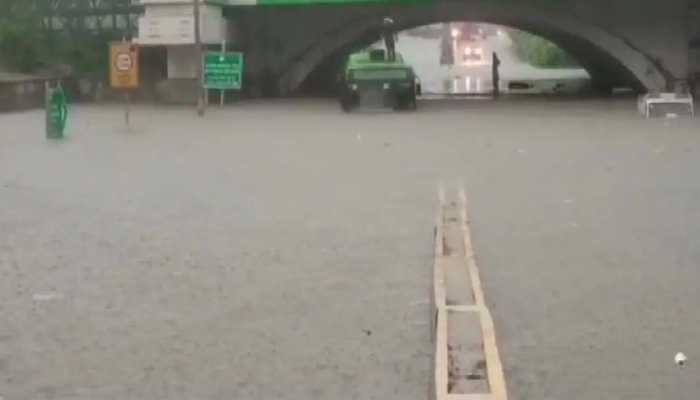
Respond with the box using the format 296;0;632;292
49;33;113;77
0;1;43;71
0;1;122;76
0;22;43;71
509;29;579;69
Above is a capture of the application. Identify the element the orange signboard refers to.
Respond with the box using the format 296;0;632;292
110;42;139;89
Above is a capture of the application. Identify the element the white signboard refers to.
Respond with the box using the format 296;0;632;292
136;15;226;45
137;16;195;45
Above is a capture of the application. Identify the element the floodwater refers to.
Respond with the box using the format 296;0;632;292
1;86;699;400
398;25;590;95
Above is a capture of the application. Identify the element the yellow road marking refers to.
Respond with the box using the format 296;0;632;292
445;305;483;313
447;394;495;400
458;186;508;400
435;307;449;400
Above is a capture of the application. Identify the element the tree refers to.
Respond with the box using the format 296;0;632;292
509;29;579;69
0;1;138;74
0;1;44;71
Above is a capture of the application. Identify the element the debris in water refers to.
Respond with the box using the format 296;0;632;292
32;292;64;302
675;352;688;366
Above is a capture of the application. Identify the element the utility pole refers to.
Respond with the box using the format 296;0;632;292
193;0;205;116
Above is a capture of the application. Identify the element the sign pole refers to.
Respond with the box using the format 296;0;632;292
110;41;139;128
220;40;226;107
194;0;205;117
45;81;51;135
125;90;130;127
121;37;129;126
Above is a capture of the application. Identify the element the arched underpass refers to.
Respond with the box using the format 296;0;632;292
274;2;669;96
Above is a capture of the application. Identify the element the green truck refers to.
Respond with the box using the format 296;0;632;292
339;49;421;111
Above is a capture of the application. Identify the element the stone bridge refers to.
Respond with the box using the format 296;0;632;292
136;0;700;97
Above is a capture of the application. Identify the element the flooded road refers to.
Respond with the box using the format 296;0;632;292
1;98;699;400
398;25;590;95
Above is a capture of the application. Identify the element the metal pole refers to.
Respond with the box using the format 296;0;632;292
122;36;131;125
221;40;226;107
194;0;205;116
45;81;52;137
125;91;130;127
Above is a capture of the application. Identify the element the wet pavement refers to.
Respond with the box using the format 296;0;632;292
1;98;700;400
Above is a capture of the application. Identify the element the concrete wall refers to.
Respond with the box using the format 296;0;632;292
226;0;691;96
0;80;45;112
167;45;198;79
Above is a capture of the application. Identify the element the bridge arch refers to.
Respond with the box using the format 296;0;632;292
277;2;668;95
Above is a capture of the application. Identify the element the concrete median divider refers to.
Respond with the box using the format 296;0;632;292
432;184;508;400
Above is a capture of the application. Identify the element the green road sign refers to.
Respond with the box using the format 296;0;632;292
204;52;244;90
46;87;68;139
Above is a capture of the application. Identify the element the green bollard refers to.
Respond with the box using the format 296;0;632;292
46;84;68;139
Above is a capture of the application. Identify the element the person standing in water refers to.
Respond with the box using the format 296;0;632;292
492;52;501;98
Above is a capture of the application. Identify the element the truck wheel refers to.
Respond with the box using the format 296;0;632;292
393;96;403;111
395;94;409;111
340;97;353;112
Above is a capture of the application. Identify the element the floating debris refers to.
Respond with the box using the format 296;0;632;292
32;292;65;302
675;352;688;366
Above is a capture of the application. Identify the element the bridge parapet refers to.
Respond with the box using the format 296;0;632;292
137;0;692;98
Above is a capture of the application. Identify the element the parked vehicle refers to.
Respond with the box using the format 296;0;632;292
339;49;421;112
